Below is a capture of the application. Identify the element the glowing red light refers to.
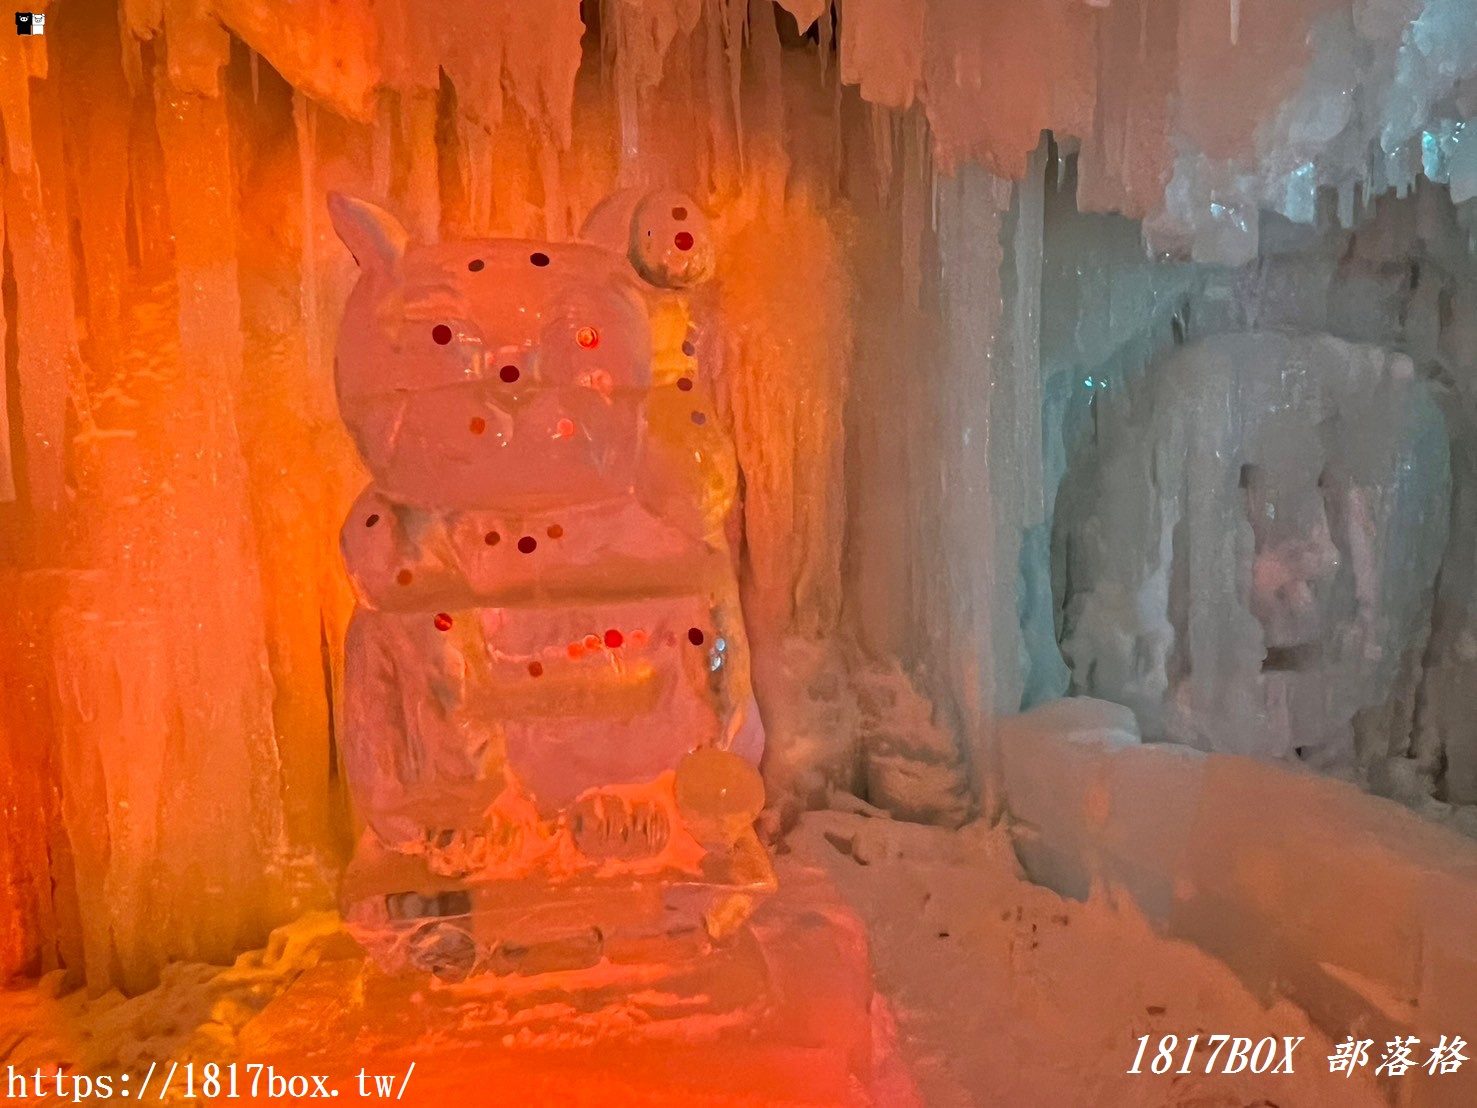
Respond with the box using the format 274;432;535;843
576;326;599;349
604;629;624;649
469;416;486;434
674;231;695;251
434;613;453;632
528;661;544;677
553;418;575;440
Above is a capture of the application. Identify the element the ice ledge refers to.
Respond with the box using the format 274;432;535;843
998;695;1477;1108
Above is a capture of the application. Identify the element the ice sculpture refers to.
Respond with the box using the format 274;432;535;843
327;190;773;981
1055;332;1450;772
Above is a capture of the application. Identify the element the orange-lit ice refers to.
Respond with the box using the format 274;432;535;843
328;191;772;981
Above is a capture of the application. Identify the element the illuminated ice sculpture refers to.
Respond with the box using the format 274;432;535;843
328;190;772;981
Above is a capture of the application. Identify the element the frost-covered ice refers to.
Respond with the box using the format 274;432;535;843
1055;332;1449;772
788;810;1389;1108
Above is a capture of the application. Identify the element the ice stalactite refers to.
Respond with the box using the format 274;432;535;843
0;32;76;541
294;90;320;384
839;0;924;111
0;203;12;505
3;0;1477;992
928;165;1014;807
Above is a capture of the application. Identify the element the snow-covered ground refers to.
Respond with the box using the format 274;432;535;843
787;808;1389;1107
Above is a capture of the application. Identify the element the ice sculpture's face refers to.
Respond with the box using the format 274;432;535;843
1057;333;1450;765
335;226;655;511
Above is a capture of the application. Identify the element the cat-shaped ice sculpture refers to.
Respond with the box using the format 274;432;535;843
329;190;772;981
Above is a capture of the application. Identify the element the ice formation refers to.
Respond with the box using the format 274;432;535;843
1054;332;1450;772
0;0;1474;1060
327;190;773;979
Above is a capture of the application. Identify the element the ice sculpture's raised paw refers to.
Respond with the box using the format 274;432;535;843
627;191;715;289
580;188;715;290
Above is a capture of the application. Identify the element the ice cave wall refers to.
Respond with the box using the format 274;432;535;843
0;0;1475;992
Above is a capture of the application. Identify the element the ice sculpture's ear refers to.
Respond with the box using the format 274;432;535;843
328;192;408;275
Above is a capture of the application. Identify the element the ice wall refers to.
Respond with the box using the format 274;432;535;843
1056;332;1450;770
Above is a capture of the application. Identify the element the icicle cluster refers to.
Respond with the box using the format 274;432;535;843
0;0;1473;991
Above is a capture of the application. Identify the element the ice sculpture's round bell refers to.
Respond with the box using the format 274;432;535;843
674;747;765;847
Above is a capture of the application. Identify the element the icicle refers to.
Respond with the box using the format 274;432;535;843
372;91;393;199
0;191;11;503
539;138;565;240
702;0;741;194
1230;0;1241;46
294;90;320;384
614;4;642;184
817;1;832;84
459;116;493;235
724;0;747;175
869;103;894;206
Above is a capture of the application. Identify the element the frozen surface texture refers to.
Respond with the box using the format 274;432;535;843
1055;332;1450;773
0;881;914;1107
790;809;1398;1108
328;190;772;979
3;0;1477;994
994;703;1477;1107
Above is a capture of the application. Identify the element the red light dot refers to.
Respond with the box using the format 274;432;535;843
366;513;380;527
672;206;688;220
432;324;453;345
687;627;705;646
677;377;693;391
674;231;694;251
554;418;575;439
397;570;413;586
604;629;624;649
434;613;453;632
584;634;602;651
517;536;537;554
469;416;486;434
576;326;599;349
528;661;544;677
547;524;564;539
568;642;585;660
484;530;500;546
499;364;520;383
